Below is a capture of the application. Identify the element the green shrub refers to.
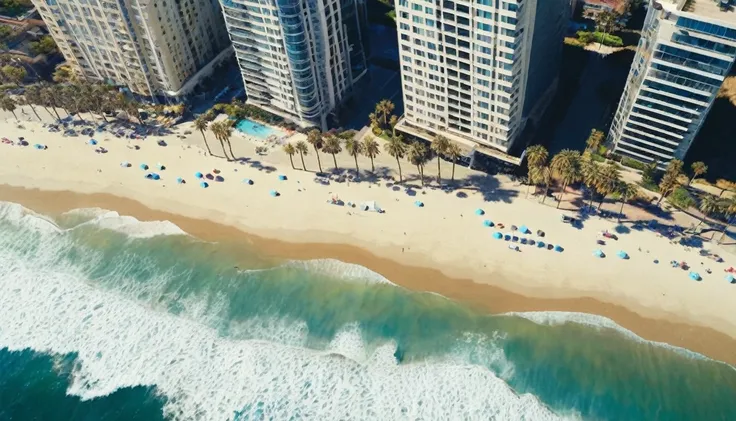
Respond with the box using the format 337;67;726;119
620;156;649;171
667;186;695;209
593;32;623;47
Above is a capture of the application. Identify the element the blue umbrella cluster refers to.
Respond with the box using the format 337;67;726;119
144;173;161;181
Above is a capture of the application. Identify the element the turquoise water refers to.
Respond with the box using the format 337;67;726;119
235;118;281;139
0;201;735;420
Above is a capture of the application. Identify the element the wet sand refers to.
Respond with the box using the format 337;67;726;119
3;184;736;366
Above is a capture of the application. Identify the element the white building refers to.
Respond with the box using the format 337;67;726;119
609;0;736;165
394;0;569;162
219;0;369;130
33;0;232;99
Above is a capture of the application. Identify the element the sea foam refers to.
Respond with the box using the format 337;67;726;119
284;258;394;285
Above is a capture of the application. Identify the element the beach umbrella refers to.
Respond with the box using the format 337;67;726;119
195;172;203;179
689;272;701;281
19;140;28;146
554;245;564;252
176;177;185;184
150;173;160;180
537;230;545;237
537;241;545;248
156;163;166;170
242;178;254;185
120;161;131;168
726;274;735;283
205;173;214;180
475;208;485;216
270;189;279;197
511;225;518;231
34;144;45;150
278;174;287;181
140;163;149;170
617;250;629;260
144;173;153;179
493;232;503;240
215;175;224;182
414;201;424;207
88;139;97;145
529;239;536;246
520;238;528;245
593;249;605;258
483;220;494;227
200;181;209;188
511;236;519;242
519;225;529;234
504;234;511;241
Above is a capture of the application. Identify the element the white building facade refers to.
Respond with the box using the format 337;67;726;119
33;0;232;98
219;0;369;130
609;0;736;165
394;0;569;159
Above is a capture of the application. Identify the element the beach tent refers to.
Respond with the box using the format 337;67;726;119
270;189;279;197
176;177;185;184
617;251;629;260
493;232;503;239
88;139;97;145
483;220;494;227
726;274;735;283
475;208;485;216
537;241;545;248
519;225;529;234
593;249;605;258
554;245;564;252
140;163;149;170
414;201;424;207
200;181;209;188
278;174;287;181
242;178;254;185
689;272;701;281
120;161;131;168
362;201;382;212
195;172;204;179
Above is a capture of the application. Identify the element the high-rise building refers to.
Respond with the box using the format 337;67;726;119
394;0;569;162
33;0;232;98
609;0;736;165
219;0;370;130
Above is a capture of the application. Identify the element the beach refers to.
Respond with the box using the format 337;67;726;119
1;111;735;363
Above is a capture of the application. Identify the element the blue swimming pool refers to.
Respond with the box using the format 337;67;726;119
235;118;282;139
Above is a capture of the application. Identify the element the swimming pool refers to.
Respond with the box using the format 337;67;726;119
235;118;283;139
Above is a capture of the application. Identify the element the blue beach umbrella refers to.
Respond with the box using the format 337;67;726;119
34;143;45;150
140;163;149;170
519;225;529;234
242;178;254;185
149;173;160;180
520;238;528;245
617;250;629;260
483;220;494;227
414;201;424;207
554;245;564;252
537;241;545;248
593;249;605;258
88;139;97;145
278;174;287;181
493;232;503;239
504;234;511;241
200;181;209;188
270;189;279;197
475;208;485;216
689;272;701;281
215;175;224;182
726;274;735;283
176;177;185;184
195;172;204;179
156;163;166;171
120;161;131;168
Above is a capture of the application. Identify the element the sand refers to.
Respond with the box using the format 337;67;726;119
2;110;736;364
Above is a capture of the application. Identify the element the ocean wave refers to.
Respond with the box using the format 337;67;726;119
503;311;715;362
283;258;394;285
0;251;569;421
0;201;61;234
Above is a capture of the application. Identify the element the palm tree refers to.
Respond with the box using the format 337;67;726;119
210;122;231;160
1;95;18;120
362;135;380;172
550;150;581;209
718;198;736;244
689;161;708;186
408;141;429;186
39;84;62;120
581;152;601;208
616;182;639;222
525;145;548;197
376;99;395;126
596;162;621;210
385;134;408;182
321;135;342;170
715;179;736;197
20;84;43;121
344;135;363;175
657;160;684;206
283;143;296;169
307;129;323;173
295;140;309;170
695;194;721;232
446;142;462;182
430;135;450;186
221;120;236;160
585;129;604;153
535;165;554;204
193;116;213;156
389;115;399;135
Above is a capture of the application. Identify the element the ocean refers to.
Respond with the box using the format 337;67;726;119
0;200;734;421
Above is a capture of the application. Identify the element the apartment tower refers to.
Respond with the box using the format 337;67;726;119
219;0;369;130
394;0;569;160
609;0;736;165
33;0;231;98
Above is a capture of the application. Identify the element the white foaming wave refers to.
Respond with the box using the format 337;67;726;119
284;258;395;285
504;311;714;362
72;211;187;239
0;201;61;234
0;253;571;420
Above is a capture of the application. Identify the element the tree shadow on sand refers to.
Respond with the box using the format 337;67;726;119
453;174;518;203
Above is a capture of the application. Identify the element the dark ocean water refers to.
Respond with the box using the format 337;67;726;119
0;201;734;420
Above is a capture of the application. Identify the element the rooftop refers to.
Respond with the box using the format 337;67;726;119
661;0;736;24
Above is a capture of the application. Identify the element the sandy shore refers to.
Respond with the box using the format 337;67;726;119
2;113;736;364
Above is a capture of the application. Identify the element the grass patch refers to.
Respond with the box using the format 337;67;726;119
576;31;624;47
639;180;660;193
620;156;650;171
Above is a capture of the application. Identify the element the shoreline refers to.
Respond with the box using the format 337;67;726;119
3;184;736;365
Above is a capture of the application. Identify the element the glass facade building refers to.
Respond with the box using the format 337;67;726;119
609;0;736;166
219;0;369;129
